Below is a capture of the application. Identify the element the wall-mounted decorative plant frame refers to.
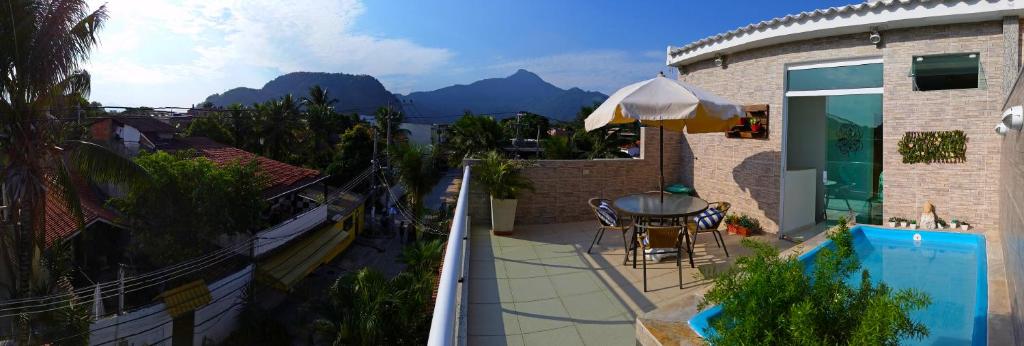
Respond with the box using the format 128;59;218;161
897;130;967;164
726;104;769;140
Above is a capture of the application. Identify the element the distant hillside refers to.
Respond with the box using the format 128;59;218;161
398;69;607;123
204;72;399;113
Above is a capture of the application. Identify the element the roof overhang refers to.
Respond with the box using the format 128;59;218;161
668;0;1024;67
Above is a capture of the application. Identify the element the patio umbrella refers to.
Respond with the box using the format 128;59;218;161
585;72;744;201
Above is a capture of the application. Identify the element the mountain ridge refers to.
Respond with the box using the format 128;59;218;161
204;69;607;123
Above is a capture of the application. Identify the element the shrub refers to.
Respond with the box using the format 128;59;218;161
699;219;931;345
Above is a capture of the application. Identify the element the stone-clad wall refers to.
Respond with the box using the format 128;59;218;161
1001;66;1024;343
468;127;681;225
677;21;1007;234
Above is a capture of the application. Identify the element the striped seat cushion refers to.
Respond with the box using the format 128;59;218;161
596;202;619;226
696;208;723;230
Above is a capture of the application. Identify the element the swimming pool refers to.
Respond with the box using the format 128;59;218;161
688;225;987;345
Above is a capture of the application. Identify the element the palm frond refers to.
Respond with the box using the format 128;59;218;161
65;140;150;191
52;160;86;237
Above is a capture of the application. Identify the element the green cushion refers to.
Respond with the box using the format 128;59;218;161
666;184;694;195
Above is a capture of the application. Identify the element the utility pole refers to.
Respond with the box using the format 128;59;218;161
514;111;524;158
370;127;379;234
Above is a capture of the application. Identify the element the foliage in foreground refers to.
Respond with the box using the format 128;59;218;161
314;240;445;345
473;150;534;200
699;220;931;345
109;150;267;266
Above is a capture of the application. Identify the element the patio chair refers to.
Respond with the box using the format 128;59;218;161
686;202;730;257
587;198;633;265
633;223;686;292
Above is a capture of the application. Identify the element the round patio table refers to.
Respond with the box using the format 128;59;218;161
613;192;709;268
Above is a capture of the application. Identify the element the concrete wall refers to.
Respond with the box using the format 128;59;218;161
677;21;1008;234
1001;67;1024;343
468;127;681;225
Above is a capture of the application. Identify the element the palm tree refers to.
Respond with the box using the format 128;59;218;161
374;106;410;149
1;0;149;341
257;95;302;162
388;143;440;229
301;85;338;109
446;113;503;162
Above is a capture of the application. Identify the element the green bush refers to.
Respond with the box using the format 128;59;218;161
699;219;931;345
897;130;967;164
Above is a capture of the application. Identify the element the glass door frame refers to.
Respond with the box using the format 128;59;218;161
779;56;883;239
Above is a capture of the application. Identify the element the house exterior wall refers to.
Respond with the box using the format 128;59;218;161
468;127;681;225
1000;68;1024;343
677;21;1007;234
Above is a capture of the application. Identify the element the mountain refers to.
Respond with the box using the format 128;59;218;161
398;69;607;123
204;72;399;113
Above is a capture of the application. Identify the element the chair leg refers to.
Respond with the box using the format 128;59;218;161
716;230;730;257
677;248;683;289
642;248;648;292
588;227;604;254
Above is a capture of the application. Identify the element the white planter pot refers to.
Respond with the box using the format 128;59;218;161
490;197;518;235
899;222;908;228
961;225;970;231
888;222;897;228
910;224;918;229
951;223;959;229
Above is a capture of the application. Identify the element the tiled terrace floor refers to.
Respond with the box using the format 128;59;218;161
467;221;786;345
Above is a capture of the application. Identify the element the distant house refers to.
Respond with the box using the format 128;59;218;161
90;116;180;157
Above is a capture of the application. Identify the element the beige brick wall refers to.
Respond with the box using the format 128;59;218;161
1001;68;1024;342
468;127;682;225
678;21;1007;234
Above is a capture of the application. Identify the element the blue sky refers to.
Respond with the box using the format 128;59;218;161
84;0;856;107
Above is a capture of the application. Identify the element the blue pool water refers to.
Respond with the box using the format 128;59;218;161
689;225;987;345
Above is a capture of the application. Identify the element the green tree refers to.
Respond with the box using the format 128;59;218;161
109;151;266;266
700;220;931;345
301;84;338;108
184;115;234;144
326;123;375;185
0;1;152;342
541;135;574;159
256;95;302;163
500;112;550;141
445;113;504;163
374;106;410;147
314;240;443;345
389;143;440;228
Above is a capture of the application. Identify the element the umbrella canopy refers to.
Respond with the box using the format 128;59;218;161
584;73;743;132
584;73;744;202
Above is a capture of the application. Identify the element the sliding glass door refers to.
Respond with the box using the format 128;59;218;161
824;94;883;225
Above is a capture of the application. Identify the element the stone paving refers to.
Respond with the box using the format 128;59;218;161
466;221;779;346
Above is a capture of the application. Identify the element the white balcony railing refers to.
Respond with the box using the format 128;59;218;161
427;165;472;346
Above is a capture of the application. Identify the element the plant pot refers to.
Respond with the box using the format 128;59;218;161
751;124;763;132
490;197;518;235
909;224;918;229
960;224;970;231
899;222;908;228
888;222;897;228
727;224;752;237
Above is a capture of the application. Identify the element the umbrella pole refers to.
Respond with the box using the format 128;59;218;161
659;124;664;203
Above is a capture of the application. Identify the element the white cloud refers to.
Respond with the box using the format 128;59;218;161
84;0;452;106
488;50;666;94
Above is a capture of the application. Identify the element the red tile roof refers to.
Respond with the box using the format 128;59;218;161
43;176;117;247
177;137;321;198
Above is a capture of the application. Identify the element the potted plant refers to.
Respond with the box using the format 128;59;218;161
909;220;918;229
726;214;760;237
750;117;763;133
474;151;534;235
887;217;898;228
951;218;960;229
960;221;970;231
899;218;909;228
724;214;740;234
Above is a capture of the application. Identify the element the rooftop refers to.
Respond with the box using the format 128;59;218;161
466;220;783;345
175;137;322;198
